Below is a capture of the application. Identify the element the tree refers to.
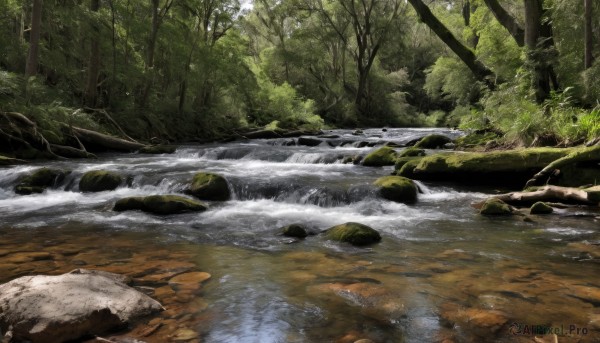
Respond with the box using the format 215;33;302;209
25;0;43;78
584;0;594;69
84;0;101;107
406;0;496;89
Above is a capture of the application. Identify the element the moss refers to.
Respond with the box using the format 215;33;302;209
79;170;123;192
113;195;207;215
414;134;452;149
14;168;67;194
480;198;513;216
373;176;418;203
326;222;381;246
394;156;423;171
187;172;230;201
397;158;422;178
362;146;398;167
281;224;308;238
530;202;553;214
399;147;426;157
138;145;177;154
401;148;573;187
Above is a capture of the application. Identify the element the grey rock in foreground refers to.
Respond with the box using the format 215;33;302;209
0;269;163;343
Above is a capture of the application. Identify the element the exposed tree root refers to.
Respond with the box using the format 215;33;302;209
525;145;600;188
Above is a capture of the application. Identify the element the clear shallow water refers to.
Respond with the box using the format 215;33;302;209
1;128;599;343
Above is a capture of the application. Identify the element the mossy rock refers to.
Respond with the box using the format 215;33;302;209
280;224;308;238
187;172;230;201
394;156;423;172
399;148;573;187
374;176;417;203
138;145;177;154
530;202;553;214
14;168;67;195
480;198;513;216
79;170;123;192
113;195;207;215
399;147;426;157
362;146;398;167
396;158;422;179
414;134;452;149
326;222;381;246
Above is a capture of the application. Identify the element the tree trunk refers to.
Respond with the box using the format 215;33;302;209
584;0;594;69
485;186;596;206
25;0;43;78
524;0;551;104
482;0;525;47
139;0;160;110
407;0;496;89
84;0;101;107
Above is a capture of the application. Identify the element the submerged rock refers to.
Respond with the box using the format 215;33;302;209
138;145;177;154
297;137;323;147
14;167;67;195
374;176;417;203
0;269;163;343
187;172;230;201
280;224;309;238
362;146;398;167
326;222;381;246
79;170;122;192
480;198;513;216
530;201;553;214
414;134;452;149
114;195;207;215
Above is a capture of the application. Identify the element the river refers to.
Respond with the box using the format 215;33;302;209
0;128;599;343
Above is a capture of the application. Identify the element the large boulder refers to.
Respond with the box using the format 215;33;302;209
187;172;231;201
14;168;67;195
113;195;207;215
362;146;398;167
0;269;163;343
398;148;573;187
414;134;453;149
480;198;513;216
326;222;381;246
374;176;418;203
79;170;122;192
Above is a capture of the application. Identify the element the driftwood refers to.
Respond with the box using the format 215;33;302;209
525;144;600;188
72;127;145;152
484;185;598;207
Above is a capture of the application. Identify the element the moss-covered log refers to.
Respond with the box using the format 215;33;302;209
525;144;600;188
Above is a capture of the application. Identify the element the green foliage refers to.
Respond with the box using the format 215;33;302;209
424;56;481;105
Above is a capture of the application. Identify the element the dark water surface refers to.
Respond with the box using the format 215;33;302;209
1;128;599;343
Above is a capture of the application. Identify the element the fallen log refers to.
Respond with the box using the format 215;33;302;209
475;185;600;207
525;145;600;188
50;144;97;159
72;127;145;152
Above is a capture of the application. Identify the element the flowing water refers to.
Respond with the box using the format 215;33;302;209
0;128;599;343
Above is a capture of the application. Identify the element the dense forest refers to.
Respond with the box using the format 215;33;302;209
1;0;599;147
